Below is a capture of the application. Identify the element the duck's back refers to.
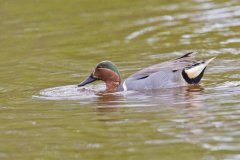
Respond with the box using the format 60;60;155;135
120;52;214;91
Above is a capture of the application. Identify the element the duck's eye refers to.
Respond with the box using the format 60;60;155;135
96;66;103;70
96;65;103;68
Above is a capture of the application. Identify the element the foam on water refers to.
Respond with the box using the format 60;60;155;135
33;84;105;100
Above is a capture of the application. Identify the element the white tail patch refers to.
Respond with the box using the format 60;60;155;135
185;57;215;79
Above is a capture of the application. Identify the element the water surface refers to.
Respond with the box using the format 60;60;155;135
0;0;240;159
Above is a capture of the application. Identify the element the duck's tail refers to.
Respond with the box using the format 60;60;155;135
182;57;215;84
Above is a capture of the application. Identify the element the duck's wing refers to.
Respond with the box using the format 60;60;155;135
122;52;215;91
128;51;197;80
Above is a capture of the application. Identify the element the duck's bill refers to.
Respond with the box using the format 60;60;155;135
78;74;97;87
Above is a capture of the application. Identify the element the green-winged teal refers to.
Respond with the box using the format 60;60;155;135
78;52;215;92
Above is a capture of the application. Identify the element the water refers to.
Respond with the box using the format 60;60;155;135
0;0;240;159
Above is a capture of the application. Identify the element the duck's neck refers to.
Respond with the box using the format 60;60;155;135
106;81;120;92
105;71;121;92
97;68;121;92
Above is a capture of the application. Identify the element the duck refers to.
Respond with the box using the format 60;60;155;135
78;52;215;92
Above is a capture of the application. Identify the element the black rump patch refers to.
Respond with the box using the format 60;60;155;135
182;67;206;84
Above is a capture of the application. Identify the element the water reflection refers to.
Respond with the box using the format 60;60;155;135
35;84;205;108
125;85;204;109
94;85;204;114
7;0;239;159
92;85;204;123
95;93;122;114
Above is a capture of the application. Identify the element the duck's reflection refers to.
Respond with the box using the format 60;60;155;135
93;92;124;121
94;85;204;121
131;85;204;109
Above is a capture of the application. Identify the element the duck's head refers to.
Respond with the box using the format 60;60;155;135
78;61;121;91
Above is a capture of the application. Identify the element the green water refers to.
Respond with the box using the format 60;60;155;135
0;0;240;159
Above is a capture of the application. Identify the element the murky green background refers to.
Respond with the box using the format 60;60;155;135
0;0;240;159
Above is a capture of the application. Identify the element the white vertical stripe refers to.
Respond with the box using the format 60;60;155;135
123;81;127;91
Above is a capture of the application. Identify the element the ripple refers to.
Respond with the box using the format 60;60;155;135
202;143;240;151
33;85;105;100
205;48;240;56
193;2;217;10
223;154;240;160
134;15;174;26
192;6;240;21
145;139;189;145
125;26;158;41
194;19;240;34
230;74;240;79
0;87;7;93
211;136;233;142
215;81;240;89
125;0;240;45
221;38;240;44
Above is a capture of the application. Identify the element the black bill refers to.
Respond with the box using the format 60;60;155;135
78;74;98;87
